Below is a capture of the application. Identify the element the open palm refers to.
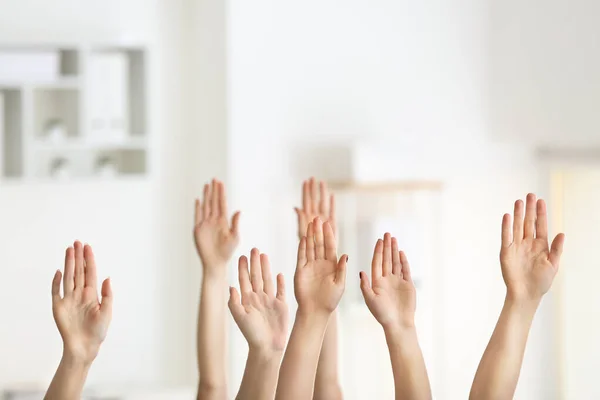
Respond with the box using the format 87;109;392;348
52;242;112;364
229;249;289;352
500;194;565;301
194;179;241;271
361;234;416;330
294;218;347;314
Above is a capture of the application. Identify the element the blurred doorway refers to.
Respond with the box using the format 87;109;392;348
551;168;600;400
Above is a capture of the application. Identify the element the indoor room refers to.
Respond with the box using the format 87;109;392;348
0;0;598;399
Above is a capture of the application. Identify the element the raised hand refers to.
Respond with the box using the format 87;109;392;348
51;241;112;365
229;249;289;353
360;233;416;330
295;178;336;239
295;217;348;315
194;179;241;272
500;193;565;301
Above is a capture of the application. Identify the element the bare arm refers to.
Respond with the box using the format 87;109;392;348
469;194;565;400
45;243;112;400
45;356;91;400
230;250;289;400
469;295;538;399
277;311;330;400
276;219;348;400
194;179;241;400
314;312;343;400
384;326;431;400
360;235;432;400
197;270;228;400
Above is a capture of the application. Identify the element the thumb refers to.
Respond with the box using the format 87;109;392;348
549;233;566;267
228;287;244;321
51;270;62;303
359;271;374;301
100;278;113;315
335;255;348;287
230;211;241;236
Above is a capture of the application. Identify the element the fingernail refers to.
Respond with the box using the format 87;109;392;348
359;271;362;279
346;255;349;262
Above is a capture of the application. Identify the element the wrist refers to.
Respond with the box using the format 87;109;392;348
296;307;332;323
248;346;284;363
504;291;541;315
382;323;417;340
60;350;94;370
201;264;228;280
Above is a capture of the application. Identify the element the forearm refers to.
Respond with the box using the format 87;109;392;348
197;269;228;399
469;294;539;400
276;311;330;400
384;326;432;400
44;354;91;400
236;348;283;400
314;311;342;400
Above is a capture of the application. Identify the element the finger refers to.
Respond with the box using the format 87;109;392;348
359;271;374;301
194;199;203;226
238;256;252;294
83;244;98;290
391;237;401;275
382;233;392;276
219;181;228;217
336;254;348;287
261;253;275;296
297;237;307;266
250;248;264;292
230;211;241;236
276;273;286;300
51;270;62;302
210;179;219;218
371;239;383;279
295;207;307;238
524;193;537;239
302;180;311;214
228;286;243;318
536;199;548;240
501;213;512;247
400;251;412;282
310;177;318;216
100;278;113;316
319;181;328;216
74;241;85;290
549;233;566;267
329;194;336;221
314;217;325;259
306;222;316;261
513;199;524;243
63;247;75;295
202;183;210;219
324;221;337;261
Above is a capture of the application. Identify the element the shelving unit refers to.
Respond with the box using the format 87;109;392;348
0;44;149;180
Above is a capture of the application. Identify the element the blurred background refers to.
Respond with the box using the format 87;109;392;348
0;0;599;399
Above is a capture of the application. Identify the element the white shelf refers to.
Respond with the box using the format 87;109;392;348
0;43;149;180
33;137;147;152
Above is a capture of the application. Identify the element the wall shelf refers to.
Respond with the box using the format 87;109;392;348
0;44;149;180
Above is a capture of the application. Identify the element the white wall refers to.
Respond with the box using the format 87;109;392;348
490;0;600;147
226;0;561;398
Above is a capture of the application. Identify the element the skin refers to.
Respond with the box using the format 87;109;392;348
275;218;348;400
470;193;565;400
45;242;113;400
295;178;342;400
360;234;432;400
229;249;289;400
194;179;241;400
